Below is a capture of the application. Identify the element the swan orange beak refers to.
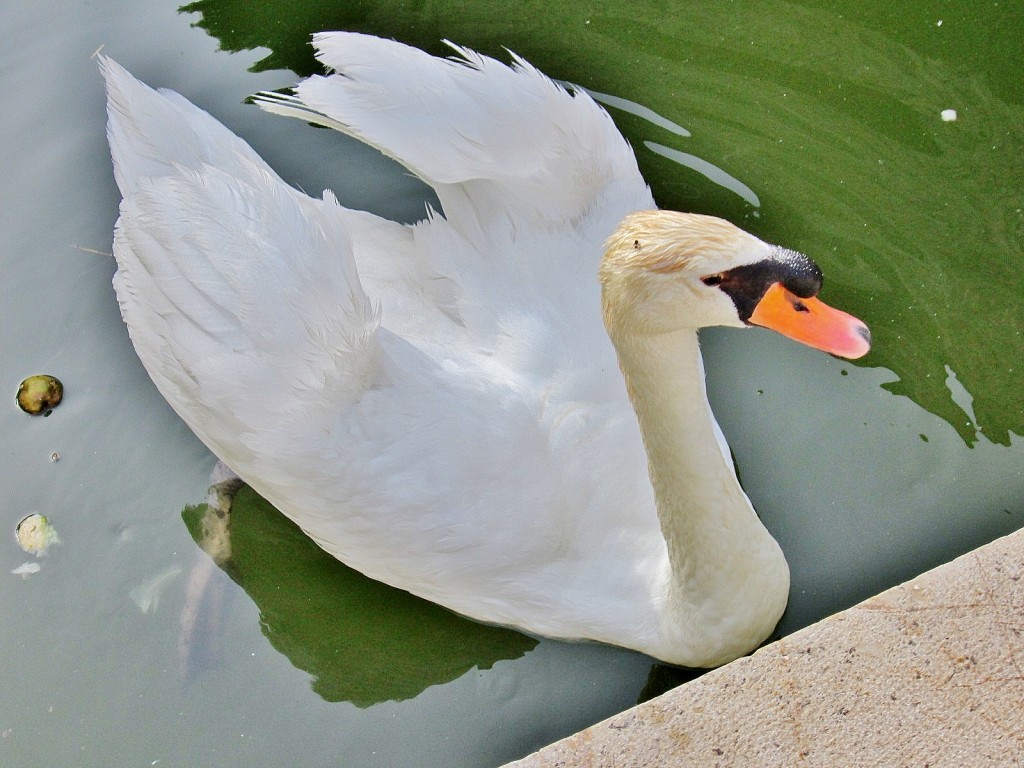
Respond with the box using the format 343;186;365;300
750;283;871;359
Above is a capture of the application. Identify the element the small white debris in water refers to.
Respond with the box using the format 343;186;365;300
12;562;42;577
130;564;183;614
941;109;958;122
50;452;60;462
16;514;60;556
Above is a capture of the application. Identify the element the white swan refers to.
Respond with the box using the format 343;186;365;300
102;33;869;667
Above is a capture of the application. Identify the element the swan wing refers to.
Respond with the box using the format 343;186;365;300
254;32;652;229
103;58;387;470
252;33;657;412
251;38;667;636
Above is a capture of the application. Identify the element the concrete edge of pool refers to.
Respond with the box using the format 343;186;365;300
504;528;1024;766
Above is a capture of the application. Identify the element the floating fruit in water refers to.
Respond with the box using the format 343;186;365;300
16;513;60;556
16;375;63;416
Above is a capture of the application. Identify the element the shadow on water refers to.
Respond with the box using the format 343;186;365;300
181;486;538;707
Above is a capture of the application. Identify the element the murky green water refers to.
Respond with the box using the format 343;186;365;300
2;1;1021;766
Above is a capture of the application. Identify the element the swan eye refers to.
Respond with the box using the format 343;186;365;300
701;274;723;287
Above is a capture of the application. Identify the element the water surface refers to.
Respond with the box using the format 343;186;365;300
1;1;1021;766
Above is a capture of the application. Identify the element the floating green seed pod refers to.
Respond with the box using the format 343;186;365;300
16;375;63;416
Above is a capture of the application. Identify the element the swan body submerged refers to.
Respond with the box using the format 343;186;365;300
102;33;869;667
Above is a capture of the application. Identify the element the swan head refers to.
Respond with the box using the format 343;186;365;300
600;211;870;359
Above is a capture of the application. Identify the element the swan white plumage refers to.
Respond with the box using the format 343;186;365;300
101;33;869;667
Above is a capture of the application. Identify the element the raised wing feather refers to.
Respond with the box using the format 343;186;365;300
254;32;652;231
103;58;384;467
253;33;655;392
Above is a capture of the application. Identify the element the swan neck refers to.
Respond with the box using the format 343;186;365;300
609;325;788;664
612;329;749;562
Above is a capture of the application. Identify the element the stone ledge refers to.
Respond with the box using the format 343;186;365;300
505;528;1024;767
